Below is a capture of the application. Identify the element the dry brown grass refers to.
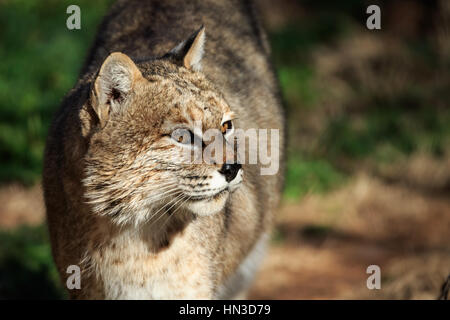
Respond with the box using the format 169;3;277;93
249;174;450;299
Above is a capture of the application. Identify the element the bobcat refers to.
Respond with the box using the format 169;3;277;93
43;0;284;299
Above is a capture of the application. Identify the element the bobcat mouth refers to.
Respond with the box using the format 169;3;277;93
187;188;229;202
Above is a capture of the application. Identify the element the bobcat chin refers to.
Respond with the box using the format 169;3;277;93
44;0;284;300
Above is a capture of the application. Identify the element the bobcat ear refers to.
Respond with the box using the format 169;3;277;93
168;26;205;71
91;52;142;127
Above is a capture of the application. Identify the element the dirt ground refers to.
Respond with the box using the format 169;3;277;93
0;176;449;300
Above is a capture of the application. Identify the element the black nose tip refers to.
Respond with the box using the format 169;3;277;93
219;163;242;182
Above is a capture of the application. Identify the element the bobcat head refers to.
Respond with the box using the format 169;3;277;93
83;27;243;226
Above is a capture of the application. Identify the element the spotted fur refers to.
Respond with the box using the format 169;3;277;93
43;0;284;299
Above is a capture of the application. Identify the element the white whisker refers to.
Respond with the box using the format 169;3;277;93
146;192;184;223
160;195;191;230
148;193;187;228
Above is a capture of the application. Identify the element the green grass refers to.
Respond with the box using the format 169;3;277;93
269;7;450;179
278;66;318;108
284;155;346;200
321;106;450;161
0;225;65;299
269;11;352;66
0;0;112;184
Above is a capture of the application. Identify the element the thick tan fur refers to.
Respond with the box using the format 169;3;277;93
43;0;284;299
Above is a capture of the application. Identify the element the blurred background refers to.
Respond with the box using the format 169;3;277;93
0;0;448;299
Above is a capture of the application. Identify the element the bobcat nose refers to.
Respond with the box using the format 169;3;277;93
219;163;241;183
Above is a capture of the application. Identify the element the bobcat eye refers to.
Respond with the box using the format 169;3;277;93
221;120;233;135
171;128;195;145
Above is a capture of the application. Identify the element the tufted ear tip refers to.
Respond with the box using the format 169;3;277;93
168;26;206;71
